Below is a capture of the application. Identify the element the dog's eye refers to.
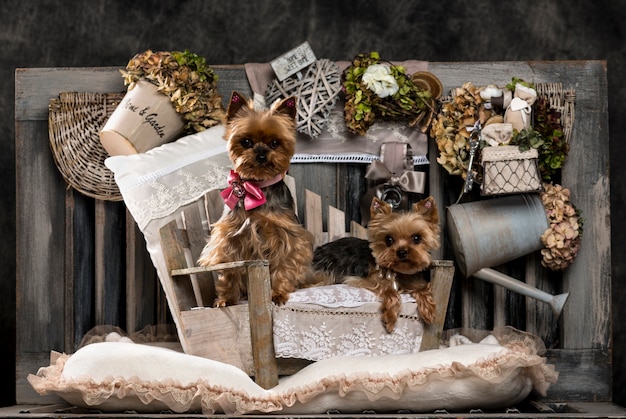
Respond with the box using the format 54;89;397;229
240;138;253;149
412;234;422;244
269;139;280;149
385;235;394;247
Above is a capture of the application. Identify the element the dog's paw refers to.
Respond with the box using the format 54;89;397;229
272;293;290;306
213;299;228;308
381;311;398;333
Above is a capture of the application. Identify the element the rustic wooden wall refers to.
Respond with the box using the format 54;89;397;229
1;0;625;408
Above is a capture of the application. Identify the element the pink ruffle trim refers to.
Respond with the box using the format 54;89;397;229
28;328;558;415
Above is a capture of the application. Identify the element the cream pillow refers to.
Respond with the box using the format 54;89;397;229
28;332;558;415
104;126;231;343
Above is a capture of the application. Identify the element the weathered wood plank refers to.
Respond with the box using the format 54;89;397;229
304;189;324;247
245;261;278;389
158;221;198;313
125;213;158;334
420;261;455;351
95;200;126;327
15;119;66;361
16;353;63;405
14;66;251;121
326;205;345;242
68;191;95;351
544;348;612;402
182;204;216;307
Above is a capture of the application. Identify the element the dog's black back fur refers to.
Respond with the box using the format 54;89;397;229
312;236;374;278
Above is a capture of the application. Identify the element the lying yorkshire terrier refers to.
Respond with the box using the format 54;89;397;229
198;91;314;307
309;196;440;333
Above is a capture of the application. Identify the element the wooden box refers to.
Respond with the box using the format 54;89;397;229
11;61;618;417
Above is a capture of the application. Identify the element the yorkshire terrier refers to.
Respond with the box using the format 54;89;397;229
198;91;314;306
310;196;440;333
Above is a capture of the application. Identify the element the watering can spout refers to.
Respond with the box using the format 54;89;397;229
473;268;569;318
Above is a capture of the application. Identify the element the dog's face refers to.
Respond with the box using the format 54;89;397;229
223;91;297;181
367;196;440;275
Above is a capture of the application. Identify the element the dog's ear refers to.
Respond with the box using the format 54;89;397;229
370;196;392;219
226;91;249;120
412;196;439;225
270;96;297;120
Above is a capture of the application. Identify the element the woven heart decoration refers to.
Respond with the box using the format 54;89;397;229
265;59;341;138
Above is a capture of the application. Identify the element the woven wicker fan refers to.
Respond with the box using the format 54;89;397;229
48;92;124;201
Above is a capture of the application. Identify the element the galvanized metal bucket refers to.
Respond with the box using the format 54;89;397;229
446;193;549;278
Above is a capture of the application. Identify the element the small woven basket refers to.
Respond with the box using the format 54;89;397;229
534;82;576;144
48;92;124;201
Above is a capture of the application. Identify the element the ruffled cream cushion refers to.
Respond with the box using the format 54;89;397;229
28;333;558;415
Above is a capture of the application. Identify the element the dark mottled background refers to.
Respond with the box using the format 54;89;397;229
1;0;624;408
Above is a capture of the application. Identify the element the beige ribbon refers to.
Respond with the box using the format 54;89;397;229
365;160;426;194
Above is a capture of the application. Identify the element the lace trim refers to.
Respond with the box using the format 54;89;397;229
291;153;429;165
123;160;229;230
287;284;415;307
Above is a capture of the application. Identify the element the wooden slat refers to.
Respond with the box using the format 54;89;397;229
304;189;324;247
68;191;95;352
181;205;209;307
158;221;197;313
124;212;158;334
180;306;253;373
245;261;278;389
94;200;125;327
350;220;367;239
326;205;345;242
420;260;455;351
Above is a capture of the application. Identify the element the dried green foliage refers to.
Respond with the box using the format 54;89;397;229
512;97;568;180
343;52;433;136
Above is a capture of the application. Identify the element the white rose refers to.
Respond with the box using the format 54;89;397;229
362;64;399;98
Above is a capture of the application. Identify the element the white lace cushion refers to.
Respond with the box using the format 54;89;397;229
27;335;558;415
104;125;231;232
277;285;423;360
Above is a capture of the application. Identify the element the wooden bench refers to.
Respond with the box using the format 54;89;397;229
158;187;455;389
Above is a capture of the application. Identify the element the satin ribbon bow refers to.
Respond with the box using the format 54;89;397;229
365;160;426;194
220;170;266;210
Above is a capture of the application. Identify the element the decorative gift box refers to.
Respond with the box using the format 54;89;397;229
480;145;542;196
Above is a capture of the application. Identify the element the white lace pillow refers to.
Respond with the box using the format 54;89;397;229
104;125;230;232
104;126;231;340
28;333;558;415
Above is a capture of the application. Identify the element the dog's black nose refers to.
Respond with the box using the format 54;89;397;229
256;152;267;163
397;249;408;259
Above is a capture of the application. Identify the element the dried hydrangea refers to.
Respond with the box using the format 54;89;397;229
540;182;583;270
430;82;487;180
121;49;225;134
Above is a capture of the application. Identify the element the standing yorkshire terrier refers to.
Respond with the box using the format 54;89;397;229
198;91;314;306
310;196;440;333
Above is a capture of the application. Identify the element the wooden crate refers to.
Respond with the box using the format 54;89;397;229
13;61;616;416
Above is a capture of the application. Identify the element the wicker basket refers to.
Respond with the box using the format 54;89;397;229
534;82;576;144
48;91;124;201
